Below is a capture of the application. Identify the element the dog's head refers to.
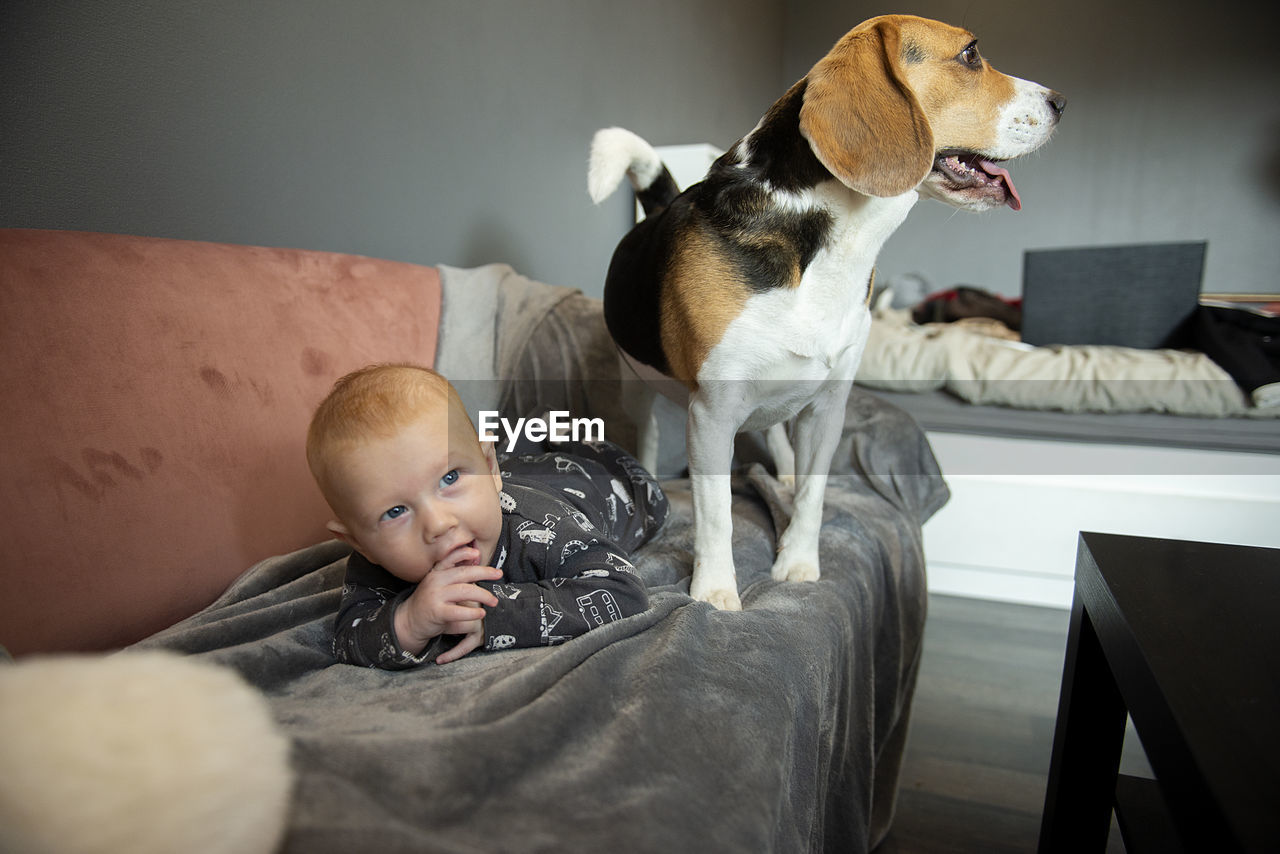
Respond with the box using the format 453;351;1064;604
799;15;1064;211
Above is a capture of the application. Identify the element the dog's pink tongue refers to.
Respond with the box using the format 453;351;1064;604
979;160;1022;211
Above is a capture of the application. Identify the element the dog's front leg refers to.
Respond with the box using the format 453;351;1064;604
686;389;743;611
771;379;852;583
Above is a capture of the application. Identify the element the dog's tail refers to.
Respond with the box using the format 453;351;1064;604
588;127;680;216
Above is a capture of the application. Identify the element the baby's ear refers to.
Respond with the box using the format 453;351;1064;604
326;519;353;545
481;438;504;492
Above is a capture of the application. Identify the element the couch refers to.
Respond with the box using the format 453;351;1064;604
0;228;949;852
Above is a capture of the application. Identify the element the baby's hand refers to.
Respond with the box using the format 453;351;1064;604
394;550;501;658
432;548;504;664
434;612;486;665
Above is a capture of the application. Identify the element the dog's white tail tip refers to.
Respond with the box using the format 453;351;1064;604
588;127;662;204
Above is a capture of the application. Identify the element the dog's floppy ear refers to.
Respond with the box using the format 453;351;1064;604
799;19;934;197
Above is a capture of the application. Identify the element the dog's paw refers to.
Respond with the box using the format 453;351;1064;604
777;472;796;490
771;553;821;583
697;587;743;611
690;575;742;611
690;562;742;611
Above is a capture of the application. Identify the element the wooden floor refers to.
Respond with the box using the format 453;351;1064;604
877;594;1146;853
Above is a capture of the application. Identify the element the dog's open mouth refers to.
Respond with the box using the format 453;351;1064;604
930;151;1023;211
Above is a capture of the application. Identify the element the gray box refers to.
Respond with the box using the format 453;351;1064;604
1020;242;1206;349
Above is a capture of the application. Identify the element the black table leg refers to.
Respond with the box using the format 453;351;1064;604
1038;591;1128;853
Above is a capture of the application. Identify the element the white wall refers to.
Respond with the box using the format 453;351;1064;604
10;2;1273;300
784;0;1280;296
0;0;785;295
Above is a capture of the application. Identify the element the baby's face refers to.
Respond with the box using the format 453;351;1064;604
326;406;504;582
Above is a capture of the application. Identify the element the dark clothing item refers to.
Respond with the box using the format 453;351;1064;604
333;439;668;669
1169;305;1280;402
912;286;1023;330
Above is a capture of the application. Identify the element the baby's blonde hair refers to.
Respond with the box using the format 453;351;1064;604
306;363;472;504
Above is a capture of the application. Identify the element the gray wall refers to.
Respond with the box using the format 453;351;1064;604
5;1;1278;298
785;0;1280;296
1;0;783;295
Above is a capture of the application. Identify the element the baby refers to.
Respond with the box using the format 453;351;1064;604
306;364;667;669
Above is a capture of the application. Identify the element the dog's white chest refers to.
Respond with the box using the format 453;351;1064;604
696;189;914;427
713;264;873;375
737;186;911;366
703;284;872;432
778;301;870;370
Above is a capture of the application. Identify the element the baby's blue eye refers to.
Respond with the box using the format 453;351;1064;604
381;505;409;522
440;469;460;487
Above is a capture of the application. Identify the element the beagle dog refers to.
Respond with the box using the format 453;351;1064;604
588;15;1064;610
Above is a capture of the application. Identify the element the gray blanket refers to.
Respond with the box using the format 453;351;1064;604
137;269;949;853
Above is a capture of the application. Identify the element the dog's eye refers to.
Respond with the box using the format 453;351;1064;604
959;42;982;68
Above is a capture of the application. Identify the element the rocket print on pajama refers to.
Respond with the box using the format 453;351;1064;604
333;439;668;669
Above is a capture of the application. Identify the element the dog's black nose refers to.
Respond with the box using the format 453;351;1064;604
1048;91;1067;118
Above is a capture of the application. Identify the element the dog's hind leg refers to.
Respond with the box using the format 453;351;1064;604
765;422;796;488
686;387;744;611
623;377;661;475
616;348;664;474
771;379;852;583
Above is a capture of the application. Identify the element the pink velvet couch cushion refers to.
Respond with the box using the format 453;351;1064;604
0;230;441;655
